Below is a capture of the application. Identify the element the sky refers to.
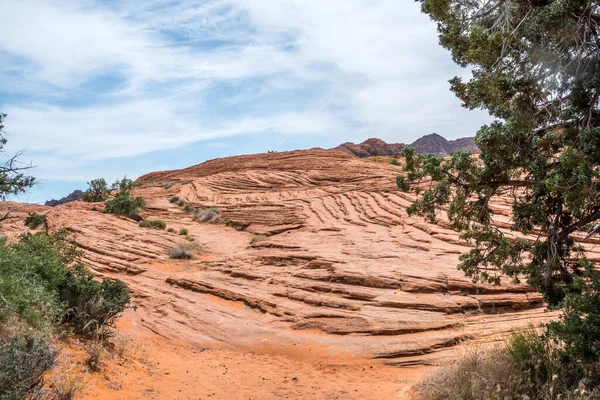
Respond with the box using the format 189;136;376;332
1;0;491;203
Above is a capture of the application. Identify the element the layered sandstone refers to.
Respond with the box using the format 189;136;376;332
1;149;565;367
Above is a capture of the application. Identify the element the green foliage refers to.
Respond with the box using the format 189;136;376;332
408;0;600;363
0;336;56;400
111;177;134;192
138;220;166;230
390;158;400;166
82;178;109;202
395;176;409;192
168;242;202;259
177;199;185;207
0;114;35;201
167;227;175;233
103;177;145;219
169;196;179;203
182;203;194;212
24;212;45;229
179;228;188;235
0;230;130;337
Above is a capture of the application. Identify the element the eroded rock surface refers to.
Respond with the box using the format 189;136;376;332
1;149;564;365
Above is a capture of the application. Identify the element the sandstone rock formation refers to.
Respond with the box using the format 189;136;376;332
335;138;404;157
1;149;568;367
334;133;478;157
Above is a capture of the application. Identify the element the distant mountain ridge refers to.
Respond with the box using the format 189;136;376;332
44;190;84;207
334;133;477;157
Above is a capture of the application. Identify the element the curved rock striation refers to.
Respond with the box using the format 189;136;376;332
1;149;572;365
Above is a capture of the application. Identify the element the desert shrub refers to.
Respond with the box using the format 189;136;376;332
0;335;56;400
250;235;267;244
91;206;97;211
0;231;130;337
168;242;202;260
416;328;598;400
390;157;400;166
177;199;185;207
185;235;195;242
169;196;179;203
182;203;194;212
82;178;109;202
58;268;131;337
194;207;221;224
24;212;45;229
179;228;188;235
167;227;175;233
103;180;145;219
138;220;166;230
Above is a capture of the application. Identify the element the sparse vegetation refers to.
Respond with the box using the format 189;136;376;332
185;235;195;242
194;207;221;224
168;242;202;259
389;157;400;166
24;212;45;229
169;196;179;203
182;203;194;212
138;220;167;230
177;199;185;207
179;228;188;235
167;227;175;233
103;177;145;219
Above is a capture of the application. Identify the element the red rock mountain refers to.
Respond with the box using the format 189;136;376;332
334;133;477;157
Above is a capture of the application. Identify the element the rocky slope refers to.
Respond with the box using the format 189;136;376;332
1;149;565;370
334;133;477;157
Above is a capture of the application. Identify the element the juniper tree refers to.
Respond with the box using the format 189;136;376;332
82;178;109;202
402;0;600;361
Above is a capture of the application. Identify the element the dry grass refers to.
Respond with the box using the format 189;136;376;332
52;373;86;399
250;234;267;244
168;242;203;259
194;207;222;224
86;343;104;372
416;328;599;400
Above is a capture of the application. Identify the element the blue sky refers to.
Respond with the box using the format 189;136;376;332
1;0;491;203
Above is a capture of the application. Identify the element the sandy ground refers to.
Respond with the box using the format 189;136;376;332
74;309;428;400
